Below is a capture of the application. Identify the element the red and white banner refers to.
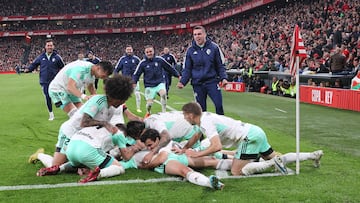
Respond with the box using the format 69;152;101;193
289;25;307;76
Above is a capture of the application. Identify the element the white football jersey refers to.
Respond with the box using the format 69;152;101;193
199;112;250;148
144;111;197;139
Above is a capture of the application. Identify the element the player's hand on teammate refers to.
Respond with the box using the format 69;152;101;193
141;151;155;165
104;122;118;134
171;146;184;154
184;149;200;157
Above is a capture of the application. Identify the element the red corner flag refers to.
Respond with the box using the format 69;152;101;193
289;25;307;76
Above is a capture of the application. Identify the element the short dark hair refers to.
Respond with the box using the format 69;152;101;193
182;102;202;116
140;128;160;143
144;45;154;50
126;121;145;140
104;75;133;101
45;39;53;44
193;25;206;33
98;61;114;76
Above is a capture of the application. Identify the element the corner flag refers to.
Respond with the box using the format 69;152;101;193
289;24;307;76
290;24;307;175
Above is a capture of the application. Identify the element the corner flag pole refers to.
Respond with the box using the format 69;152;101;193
295;56;300;175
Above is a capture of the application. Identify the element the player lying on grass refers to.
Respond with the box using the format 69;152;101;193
127;111;230;166
181;102;324;176
36;123;144;183
28;75;134;167
136;128;231;190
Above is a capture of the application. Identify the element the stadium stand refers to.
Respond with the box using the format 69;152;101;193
0;0;359;91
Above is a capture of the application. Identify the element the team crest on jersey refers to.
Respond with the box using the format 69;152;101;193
155;62;158;67
193;51;198;55
132;59;135;63
52;58;56;62
206;49;211;55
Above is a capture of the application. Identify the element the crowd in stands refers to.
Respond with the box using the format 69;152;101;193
0;0;204;16
1;0;359;90
0;0;245;32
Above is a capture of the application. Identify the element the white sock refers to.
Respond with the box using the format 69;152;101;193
98;165;125;179
160;94;167;112
37;153;53;168
48;112;55;120
281;152;313;164
135;91;141;109
216;159;232;170
241;161;274;175
67;108;77;118
186;171;211;188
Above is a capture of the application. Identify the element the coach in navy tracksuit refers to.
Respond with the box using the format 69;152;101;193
26;39;65;120
133;45;180;115
177;26;228;115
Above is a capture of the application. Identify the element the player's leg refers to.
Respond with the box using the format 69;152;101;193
273;150;323;168
165;160;223;189
28;148;54;167
156;83;167;113
206;82;224;115
144;87;155;116
192;85;207;112
188;156;232;170
41;83;54;120
135;82;142;112
97;159;125;180
232;125;275;175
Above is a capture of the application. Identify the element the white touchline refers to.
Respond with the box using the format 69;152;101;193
275;108;287;113
0;169;294;191
0;177;183;191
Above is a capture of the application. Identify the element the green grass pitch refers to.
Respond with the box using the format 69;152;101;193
0;73;359;202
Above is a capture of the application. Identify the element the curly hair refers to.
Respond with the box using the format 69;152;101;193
104;75;134;101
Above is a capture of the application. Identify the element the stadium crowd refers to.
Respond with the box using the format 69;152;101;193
0;0;207;16
1;0;359;89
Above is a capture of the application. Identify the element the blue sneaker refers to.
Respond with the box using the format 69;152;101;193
209;175;225;190
273;155;288;175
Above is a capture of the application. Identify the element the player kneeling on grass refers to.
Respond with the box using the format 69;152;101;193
36;124;143;183
138;128;228;190
182;102;324;176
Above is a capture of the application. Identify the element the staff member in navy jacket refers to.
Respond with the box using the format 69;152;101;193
177;26;228;115
25;39;65;121
161;47;178;99
114;45;142;113
133;45;180;117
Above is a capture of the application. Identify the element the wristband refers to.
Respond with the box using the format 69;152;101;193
81;94;87;100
